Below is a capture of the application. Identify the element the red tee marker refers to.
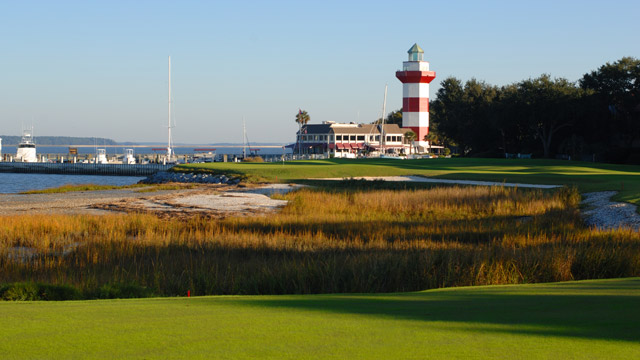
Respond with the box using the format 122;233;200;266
187;290;191;298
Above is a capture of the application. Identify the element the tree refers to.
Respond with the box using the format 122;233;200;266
404;130;416;154
430;77;466;150
516;75;584;158
295;110;310;156
580;57;640;156
372;109;402;126
430;77;499;155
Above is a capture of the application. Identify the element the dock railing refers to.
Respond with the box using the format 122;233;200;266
0;162;173;176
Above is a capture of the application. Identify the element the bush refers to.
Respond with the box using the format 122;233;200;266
444;148;451;156
243;156;264;163
0;283;81;301
90;283;154;299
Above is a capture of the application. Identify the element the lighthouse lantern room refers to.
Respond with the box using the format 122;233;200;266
395;43;436;152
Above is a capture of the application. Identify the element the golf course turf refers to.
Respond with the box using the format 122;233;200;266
1;278;638;359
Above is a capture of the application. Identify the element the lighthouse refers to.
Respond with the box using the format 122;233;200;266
395;43;436;151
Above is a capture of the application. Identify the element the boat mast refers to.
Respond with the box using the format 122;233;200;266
167;55;173;160
380;84;388;155
242;117;247;159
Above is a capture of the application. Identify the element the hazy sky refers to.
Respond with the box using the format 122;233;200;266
1;0;638;144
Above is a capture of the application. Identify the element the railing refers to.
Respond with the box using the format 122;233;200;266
0;162;173;176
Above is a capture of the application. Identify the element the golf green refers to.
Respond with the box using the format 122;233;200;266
1;278;638;359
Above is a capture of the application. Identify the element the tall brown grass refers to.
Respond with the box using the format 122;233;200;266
1;186;638;297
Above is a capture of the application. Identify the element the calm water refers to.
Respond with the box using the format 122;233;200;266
0;173;145;194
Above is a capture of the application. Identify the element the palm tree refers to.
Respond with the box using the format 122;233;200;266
404;130;416;154
295;110;310;156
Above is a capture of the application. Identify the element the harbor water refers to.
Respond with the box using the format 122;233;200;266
0;173;145;194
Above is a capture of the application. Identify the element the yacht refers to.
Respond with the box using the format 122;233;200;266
95;149;108;164
124;149;136;164
16;128;37;162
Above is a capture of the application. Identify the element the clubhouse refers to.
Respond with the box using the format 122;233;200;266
290;121;411;158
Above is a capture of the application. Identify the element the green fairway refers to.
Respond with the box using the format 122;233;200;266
179;158;640;205
1;278;638;359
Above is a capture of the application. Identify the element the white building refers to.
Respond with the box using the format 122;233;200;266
292;122;410;158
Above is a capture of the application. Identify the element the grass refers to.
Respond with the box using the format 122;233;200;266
0;278;638;359
2;186;639;297
177;157;640;204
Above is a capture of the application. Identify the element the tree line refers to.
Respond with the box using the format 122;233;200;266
386;57;640;163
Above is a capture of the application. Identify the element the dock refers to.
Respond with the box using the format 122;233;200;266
0;162;173;176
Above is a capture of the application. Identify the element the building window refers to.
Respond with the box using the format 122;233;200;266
350;135;356;141
336;135;342;141
330;135;334;142
357;135;364;141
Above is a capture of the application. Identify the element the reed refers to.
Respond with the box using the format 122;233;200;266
1;186;638;298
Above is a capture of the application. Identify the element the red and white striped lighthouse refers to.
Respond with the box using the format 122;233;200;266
395;44;436;150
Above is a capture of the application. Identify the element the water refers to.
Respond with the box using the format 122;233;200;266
0;173;145;194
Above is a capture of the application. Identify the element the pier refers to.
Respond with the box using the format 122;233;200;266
0;162;173;176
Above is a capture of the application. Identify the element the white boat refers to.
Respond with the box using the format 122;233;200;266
16;127;37;162
95;148;108;164
124;149;136;164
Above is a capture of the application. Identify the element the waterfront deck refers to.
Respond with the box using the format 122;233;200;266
0;162;173;176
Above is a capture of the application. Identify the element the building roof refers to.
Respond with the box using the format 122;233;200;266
299;123;406;135
300;124;332;134
408;43;424;54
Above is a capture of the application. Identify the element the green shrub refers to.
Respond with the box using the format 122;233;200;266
0;283;81;301
91;283;154;299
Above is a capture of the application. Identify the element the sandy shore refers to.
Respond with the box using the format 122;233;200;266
0;184;302;218
581;191;640;231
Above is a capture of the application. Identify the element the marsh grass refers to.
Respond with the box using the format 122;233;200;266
1;185;638;298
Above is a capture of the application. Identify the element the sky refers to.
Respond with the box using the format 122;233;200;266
1;0;639;144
